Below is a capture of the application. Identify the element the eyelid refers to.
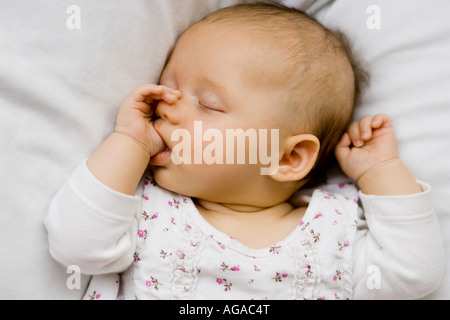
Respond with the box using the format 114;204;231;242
196;97;224;113
199;101;222;113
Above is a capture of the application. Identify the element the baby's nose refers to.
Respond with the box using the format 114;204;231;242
155;99;182;124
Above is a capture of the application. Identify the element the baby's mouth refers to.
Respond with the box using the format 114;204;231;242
149;146;172;166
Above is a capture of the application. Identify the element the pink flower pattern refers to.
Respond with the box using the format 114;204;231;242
105;180;357;300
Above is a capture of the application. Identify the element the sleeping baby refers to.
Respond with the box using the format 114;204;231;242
45;2;444;300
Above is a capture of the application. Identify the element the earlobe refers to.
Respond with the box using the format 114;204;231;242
270;134;320;182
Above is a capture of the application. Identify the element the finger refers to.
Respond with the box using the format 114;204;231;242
131;84;164;103
371;113;392;129
130;84;181;104
337;131;351;148
160;86;182;104
359;116;374;141
163;86;182;96
335;132;351;161
145;90;182;106
347;121;364;147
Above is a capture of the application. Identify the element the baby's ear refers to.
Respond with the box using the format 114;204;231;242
270;134;320;182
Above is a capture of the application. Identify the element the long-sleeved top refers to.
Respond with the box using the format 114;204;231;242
44;161;445;299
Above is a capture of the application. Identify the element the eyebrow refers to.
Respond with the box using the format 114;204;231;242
199;75;233;107
200;76;229;96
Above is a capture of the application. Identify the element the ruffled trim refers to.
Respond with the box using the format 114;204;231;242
169;200;206;300
289;229;321;300
341;214;356;299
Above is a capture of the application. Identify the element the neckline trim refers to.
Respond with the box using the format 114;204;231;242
182;192;322;257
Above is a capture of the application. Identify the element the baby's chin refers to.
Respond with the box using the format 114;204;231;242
150;167;225;203
149;165;197;197
150;161;278;205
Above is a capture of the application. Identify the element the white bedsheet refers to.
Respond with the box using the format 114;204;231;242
0;0;449;299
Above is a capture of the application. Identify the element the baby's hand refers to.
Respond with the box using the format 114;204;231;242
115;84;182;156
335;114;400;182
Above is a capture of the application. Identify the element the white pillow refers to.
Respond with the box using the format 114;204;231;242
315;0;450;299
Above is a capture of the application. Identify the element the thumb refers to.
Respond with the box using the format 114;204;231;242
335;132;351;164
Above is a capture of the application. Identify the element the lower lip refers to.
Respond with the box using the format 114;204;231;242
150;149;172;165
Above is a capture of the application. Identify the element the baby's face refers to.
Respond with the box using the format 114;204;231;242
150;22;292;204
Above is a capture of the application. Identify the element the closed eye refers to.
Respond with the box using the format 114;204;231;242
198;99;224;113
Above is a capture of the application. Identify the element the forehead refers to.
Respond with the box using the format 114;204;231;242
164;23;244;77
163;22;287;90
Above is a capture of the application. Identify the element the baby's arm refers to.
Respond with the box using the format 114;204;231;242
45;85;181;275
335;113;421;195
336;114;444;298
88;84;181;195
45;162;143;274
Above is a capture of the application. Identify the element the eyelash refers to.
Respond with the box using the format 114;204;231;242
197;99;222;113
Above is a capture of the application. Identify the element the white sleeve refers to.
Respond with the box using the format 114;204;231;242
352;182;445;299
44;161;142;275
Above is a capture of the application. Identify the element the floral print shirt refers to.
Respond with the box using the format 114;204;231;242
46;162;443;300
84;176;359;300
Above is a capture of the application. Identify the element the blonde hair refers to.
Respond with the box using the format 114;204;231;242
198;2;369;186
